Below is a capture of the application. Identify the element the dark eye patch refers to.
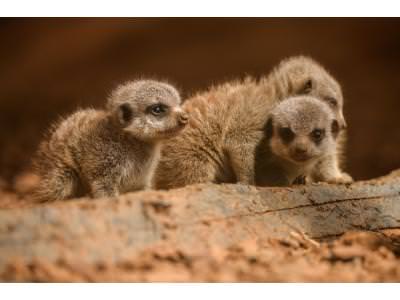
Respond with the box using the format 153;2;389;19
264;117;274;139
310;128;325;144
331;120;339;139
301;79;313;94
279;127;295;144
119;103;133;123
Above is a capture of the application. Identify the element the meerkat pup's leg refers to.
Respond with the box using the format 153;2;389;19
225;132;263;185
143;176;153;191
142;144;161;190
156;153;217;189
174;159;216;187
90;179;119;198
311;155;353;184
226;145;256;184
35;168;79;201
311;130;352;184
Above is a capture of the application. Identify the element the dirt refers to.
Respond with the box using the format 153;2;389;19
2;228;400;282
1;171;400;282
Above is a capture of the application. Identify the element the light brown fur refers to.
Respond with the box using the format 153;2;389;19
33;80;188;201
155;56;350;189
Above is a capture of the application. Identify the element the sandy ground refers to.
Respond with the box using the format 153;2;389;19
0;172;399;282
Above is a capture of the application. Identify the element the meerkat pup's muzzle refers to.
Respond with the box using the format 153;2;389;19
178;111;189;126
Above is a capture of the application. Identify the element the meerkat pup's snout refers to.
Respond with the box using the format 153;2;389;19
33;79;187;202
257;96;352;186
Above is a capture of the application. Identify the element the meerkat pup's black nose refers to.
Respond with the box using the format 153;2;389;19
294;146;307;155
178;112;189;125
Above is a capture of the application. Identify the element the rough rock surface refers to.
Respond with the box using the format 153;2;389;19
0;170;400;282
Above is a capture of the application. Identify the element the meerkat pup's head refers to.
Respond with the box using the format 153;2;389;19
107;80;188;141
271;56;346;129
265;96;340;165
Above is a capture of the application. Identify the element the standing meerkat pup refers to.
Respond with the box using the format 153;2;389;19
34;80;188;201
256;96;352;186
155;56;351;189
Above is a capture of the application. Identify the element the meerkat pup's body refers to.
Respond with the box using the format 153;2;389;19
155;56;351;189
255;96;352;186
34;80;188;201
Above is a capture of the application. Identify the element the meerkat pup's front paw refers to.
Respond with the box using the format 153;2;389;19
324;172;353;184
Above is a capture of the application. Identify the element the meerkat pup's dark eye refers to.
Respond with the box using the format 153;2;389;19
326;96;338;107
302;79;313;94
148;104;168;116
311;128;325;143
279;127;295;143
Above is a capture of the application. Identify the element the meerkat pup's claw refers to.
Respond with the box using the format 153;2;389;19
34;80;187;201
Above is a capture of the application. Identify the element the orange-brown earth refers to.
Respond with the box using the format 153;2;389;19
0;171;400;282
2;231;400;282
2;207;400;282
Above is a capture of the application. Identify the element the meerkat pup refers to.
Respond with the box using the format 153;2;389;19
268;56;350;183
33;80;188;201
255;96;352;186
154;56;351;189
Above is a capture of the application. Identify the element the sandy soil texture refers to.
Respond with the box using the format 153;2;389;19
2;226;400;282
0;171;399;282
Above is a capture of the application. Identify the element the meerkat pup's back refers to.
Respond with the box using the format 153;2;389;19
34;80;188;201
256;96;352;186
155;56;351;189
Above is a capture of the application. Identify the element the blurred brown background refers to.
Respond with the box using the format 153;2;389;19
0;18;399;182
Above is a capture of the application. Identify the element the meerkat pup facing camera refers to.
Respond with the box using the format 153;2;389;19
255;96;352;186
264;55;352;185
34;80;188;201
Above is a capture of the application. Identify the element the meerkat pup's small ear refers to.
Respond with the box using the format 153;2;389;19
302;79;313;94
331;119;339;139
118;103;134;125
264;116;274;139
